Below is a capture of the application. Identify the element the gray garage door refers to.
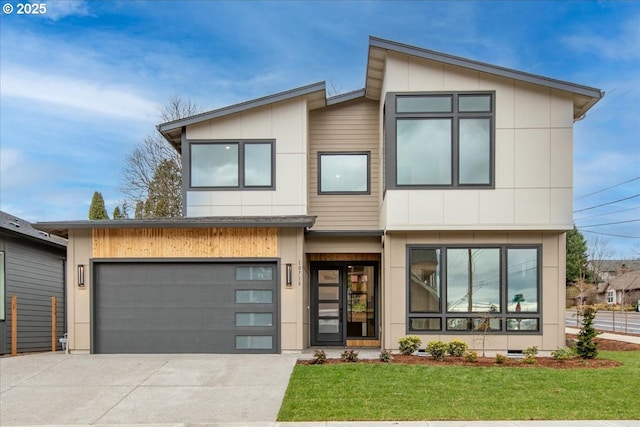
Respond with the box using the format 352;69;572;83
93;261;278;354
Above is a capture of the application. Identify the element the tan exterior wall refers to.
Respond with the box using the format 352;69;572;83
185;97;309;217
381;51;574;231
383;231;566;354
66;229;92;354
278;228;307;351
308;98;380;230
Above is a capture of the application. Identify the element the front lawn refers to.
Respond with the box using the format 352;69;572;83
278;351;640;421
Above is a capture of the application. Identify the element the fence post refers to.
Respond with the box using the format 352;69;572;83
52;296;57;352
11;295;17;356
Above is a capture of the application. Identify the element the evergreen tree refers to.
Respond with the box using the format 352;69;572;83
576;306;598;359
112;206;124;219
88;191;109;220
566;225;589;284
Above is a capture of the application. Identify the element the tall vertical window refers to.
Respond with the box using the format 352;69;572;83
407;245;540;333
190;140;274;189
387;92;494;189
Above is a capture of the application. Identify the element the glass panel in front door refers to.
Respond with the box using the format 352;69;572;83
347;266;375;338
316;269;342;343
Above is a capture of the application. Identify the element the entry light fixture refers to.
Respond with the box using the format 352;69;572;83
286;263;293;287
77;265;85;288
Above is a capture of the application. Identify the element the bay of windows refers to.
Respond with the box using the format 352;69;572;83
387;92;494;189
407;245;540;333
190;140;274;189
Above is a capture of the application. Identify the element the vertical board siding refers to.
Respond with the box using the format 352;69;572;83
93;227;278;258
1;239;65;354
309;99;380;230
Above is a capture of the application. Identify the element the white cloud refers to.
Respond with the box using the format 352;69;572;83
45;0;91;21
561;15;640;61
0;67;159;122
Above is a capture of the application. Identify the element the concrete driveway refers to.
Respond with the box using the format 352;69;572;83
0;352;297;425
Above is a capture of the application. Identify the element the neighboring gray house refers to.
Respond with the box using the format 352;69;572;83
600;270;640;308
0;211;67;355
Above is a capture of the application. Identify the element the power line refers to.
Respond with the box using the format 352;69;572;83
574;176;640;201
573;194;640;213
581;230;640;239
574;206;639;222
579;219;640;228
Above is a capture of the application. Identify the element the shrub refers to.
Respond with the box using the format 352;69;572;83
398;336;422;355
464;351;478;362
341;349;359;362
551;347;575;360
523;346;538;364
379;350;393;363
495;353;508;364
313;349;327;364
448;339;468;357
576;306;598;359
425;340;448;361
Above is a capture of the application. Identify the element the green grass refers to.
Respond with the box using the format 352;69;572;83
278;351;640;421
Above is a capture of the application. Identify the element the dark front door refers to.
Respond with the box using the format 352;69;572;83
311;262;378;346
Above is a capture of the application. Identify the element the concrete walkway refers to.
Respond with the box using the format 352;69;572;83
566;327;640;344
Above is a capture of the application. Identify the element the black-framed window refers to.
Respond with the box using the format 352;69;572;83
318;152;370;194
190;140;274;189
407;244;541;333
386;92;494;189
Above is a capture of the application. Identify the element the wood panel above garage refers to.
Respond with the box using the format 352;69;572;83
93;227;278;258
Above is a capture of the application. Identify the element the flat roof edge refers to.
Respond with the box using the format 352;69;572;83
326;89;366;106
305;230;384;237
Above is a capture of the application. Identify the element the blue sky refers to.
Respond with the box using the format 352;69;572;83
1;0;638;257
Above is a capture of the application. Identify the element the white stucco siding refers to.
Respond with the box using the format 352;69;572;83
185;97;308;217
382;52;574;231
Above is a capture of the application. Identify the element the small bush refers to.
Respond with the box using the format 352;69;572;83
425;340;448;361
523;346;538;364
313;349;327;364
464;351;478;362
341;349;359;362
495;353;508;364
379;350;393;363
447;339;468;357
398;336;422;355
551;347;575;360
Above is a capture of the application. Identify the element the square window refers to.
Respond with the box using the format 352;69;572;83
318;152;369;194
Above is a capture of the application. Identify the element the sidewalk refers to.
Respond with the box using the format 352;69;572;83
565;327;640;344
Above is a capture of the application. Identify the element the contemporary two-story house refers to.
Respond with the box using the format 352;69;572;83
37;37;602;355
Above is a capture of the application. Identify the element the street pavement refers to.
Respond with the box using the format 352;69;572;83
565;310;640;334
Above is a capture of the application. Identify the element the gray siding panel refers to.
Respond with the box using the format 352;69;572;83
1;237;65;354
94;261;278;354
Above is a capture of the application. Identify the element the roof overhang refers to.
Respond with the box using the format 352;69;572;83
157;82;327;152
366;36;604;120
35;215;317;239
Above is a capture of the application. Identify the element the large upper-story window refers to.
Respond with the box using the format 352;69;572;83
386;92;494;189
407;245;540;334
318;152;370;194
190;140;274;189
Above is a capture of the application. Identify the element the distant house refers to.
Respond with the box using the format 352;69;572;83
599;270;640;307
0;211;67;354
37;37;603;355
590;259;640;284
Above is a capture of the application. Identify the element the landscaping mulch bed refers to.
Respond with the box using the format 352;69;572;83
297;334;639;369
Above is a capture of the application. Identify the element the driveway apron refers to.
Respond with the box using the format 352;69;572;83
0;352;298;425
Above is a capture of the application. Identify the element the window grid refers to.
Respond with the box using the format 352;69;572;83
406;244;541;334
386;91;495;189
189;140;275;190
